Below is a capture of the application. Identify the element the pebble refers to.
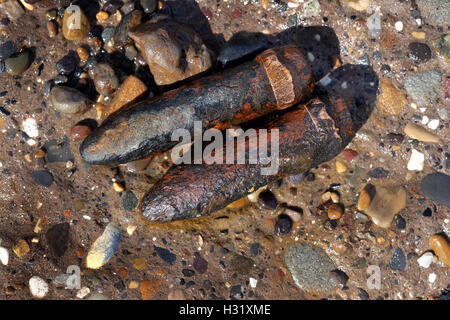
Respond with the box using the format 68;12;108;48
417;252;434;268
45;223;70;257
395;214;406;230
129;16;213;85
407;149;425;171
168;289;185;300
275;214;293;235
408;42;432;63
342;149;358;163
367;167;389;179
394;21;403;32
70;125;92;141
335;160;347;173
284;242;337;292
0;247;9;265
258;190;278;210
56;54;76;75
105;75;147;118
329;269;349;287
405;70;441;106
45;8;58;21
416;0;450;26
389;247;406;271
427;119;439;130
43;139;73;163
404;123;442;143
112;181;124;192
429;234;450;266
154;245;176;265
303;0;321;18
76;287;90;299
90;63;119;96
357;184;375;211
217;39;267;68
133;257;147;270
62;5;91;41
193;252;208;274
29;276;48;299
47;20;58;38
421;173;450;207
76;47;89;61
50;85;90;115
31;170;54;188
96;11;109;21
22;118;38;138
341;0;372;11
0;41;18;60
431;34;449;65
123;191;138;211
114;10;143;48
5;50;32;75
86;223;122;269
412;31;426;40
363;184;406;228
366;8;382;37
140;0;157;14
327;203;343;220
140;279;162;300
376;78;407;115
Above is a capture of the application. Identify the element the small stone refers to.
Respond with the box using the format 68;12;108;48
101;27;115;43
0;247;9;265
258;190;277;210
408;42;432;63
56;55;76;75
395;214;406;230
112;181;125;192
390;247;406;271
404;123;442;143
0;41;18;60
412;31;426;40
275;214;293;235
5;50;32;75
43;139;73;163
358;288;370;300
429;234;450;266
193;252;208;274
133;257;147;270
22;118;38;138
327;203;343;220
50;85;90;115
105;75;147;118
86;223;122;269
90;63;119;96
417;252;434;268
96;11;109;21
140;279;162;300
363;184;406;228
140;0;157;14
154;245;176;265
421;173;450;207
405;70;441;106
31;170;54;188
330;269;349;287
76;287;90;299
284;242;337;292
168;289;185;300
367;167;389;179
114;10;143;48
366;8;382;37
376;78;407;115
76;47;89;61
123;191;138;211
357;184;375;211
70;125;92;141
394;21;403;32
429;273;437;283
47;20;58;38
427;119;439;130
335;160;347;173
303;0;320;17
342;149;358;164
45;8;58;21
62;5;91;41
407;149;425;171
217;38;267;68
29;276;48;299
46;223;70;257
129;16;213;86
341;0;372;11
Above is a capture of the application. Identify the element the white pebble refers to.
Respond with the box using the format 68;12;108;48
0;247;9;265
22;118;39;138
249;277;258;288
407;149;424;171
417;252;433;268
394;21;403;31
76;287;90;299
29;276;49;298
428;273;436;283
427;119;439;130
421;115;429;125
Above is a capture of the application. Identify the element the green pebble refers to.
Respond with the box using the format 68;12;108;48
46;8;58;21
5;51;32;75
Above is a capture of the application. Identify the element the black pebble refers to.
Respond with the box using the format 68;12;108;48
182;269;195;277
0;41;18;60
422;207;432;217
408;42;432;63
275;214;293;235
31;170;54;188
56;54;76;75
45;223;70;257
367;167;389;178
395;214;406;230
154;245;176;265
389;247;406;271
258;190;278;210
330;269;349;287
123;191;138;211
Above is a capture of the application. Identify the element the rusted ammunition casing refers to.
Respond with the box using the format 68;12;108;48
141;94;373;222
80;45;313;165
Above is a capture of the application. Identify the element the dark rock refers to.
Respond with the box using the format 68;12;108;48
421;173;450;207
101;27;115;43
218;38;267;68
113;10;143;48
275;214;293;235
230;285;243;299
367;167;389;178
46;223;70;257
49;85;90;114
140;0;157;14
0;41;18;60
154;245;176;265
4;50;32;75
193;252;208;274
387;133;404;144
231;255;254;274
395;214;406;230
56;54;76;75
90;63;119;96
358;288;370;300
104;0;123;14
258;190;277;210
423;207;432;217
249;243;261;257
330;269;349;287
408;42;432;63
123;191;138;211
31;170;54;187
43;138;74;163
182;269;195;277
389;247;406;271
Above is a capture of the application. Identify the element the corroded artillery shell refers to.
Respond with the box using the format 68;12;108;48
80;45;313;165
141;94;373;222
